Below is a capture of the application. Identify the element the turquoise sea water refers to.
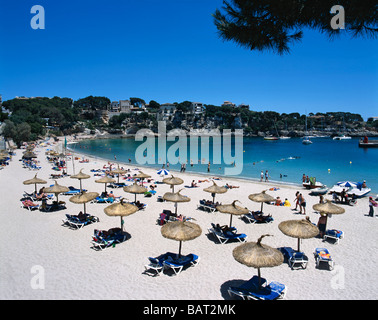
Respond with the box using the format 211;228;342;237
69;137;378;194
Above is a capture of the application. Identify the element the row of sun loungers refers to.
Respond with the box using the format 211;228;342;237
228;276;287;300
144;252;200;276
91;228;128;250
62;214;99;229
208;223;247;244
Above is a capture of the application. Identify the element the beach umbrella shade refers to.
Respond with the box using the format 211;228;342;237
95;175;116;193
216;200;249;228
233;234;284;289
337;181;357;188
248;190;275;213
162;189;191;215
70;169;90;192
111;165;127;183
162;175;184;192
123;182;147;202
278;217;319;252
157;169;169;176
312;200;345;231
203;181;227;203
23;173;47;194
161;220;202;257
104;198;139;231
134;171;151;185
44;180;69;202
69;191;99;214
22;151;37;159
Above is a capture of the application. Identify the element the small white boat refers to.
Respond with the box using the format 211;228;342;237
329;185;346;194
279;136;291;140
303;181;324;189
333;135;351;140
310;186;328;195
347;187;371;198
302;137;312;145
264;136;279;140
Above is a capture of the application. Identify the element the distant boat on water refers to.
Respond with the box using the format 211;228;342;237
264;136;279;140
333;134;352;140
302;137;313;145
302;113;312;145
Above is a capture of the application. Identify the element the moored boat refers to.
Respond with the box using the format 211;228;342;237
358;140;378;148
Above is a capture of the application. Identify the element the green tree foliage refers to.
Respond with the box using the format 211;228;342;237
213;0;377;55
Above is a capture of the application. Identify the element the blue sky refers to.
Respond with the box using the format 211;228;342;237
0;0;377;119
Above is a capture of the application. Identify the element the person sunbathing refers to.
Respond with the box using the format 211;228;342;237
191;180;198;187
225;183;239;189
275;197;283;206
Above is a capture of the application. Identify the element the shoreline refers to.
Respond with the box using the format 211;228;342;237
1;136;378;300
66;142;305;192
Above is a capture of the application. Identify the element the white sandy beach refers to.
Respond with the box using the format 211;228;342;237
1;136;377;300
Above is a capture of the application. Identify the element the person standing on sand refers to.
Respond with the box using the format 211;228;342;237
260;170;264;182
299;194;306;214
368;197;376;217
207;162;210;172
317;213;328;238
265;170;269;182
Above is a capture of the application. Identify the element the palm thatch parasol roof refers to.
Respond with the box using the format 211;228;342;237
203;181;227;203
69;191;99;214
70;169;91;191
161;221;202;257
104;199;139;231
233;234;283;288
95;175;116;192
23;173;47;193
313;200;345;215
163;189;191;215
44;181;69;201
163;175;184;191
248;190;275;212
216;200;249;227
123;182;147;202
278;217;319;251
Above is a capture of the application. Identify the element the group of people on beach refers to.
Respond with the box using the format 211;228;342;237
260;170;269;182
293;191;306;214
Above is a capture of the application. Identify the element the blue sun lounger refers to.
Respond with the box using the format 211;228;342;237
162;253;200;275
208;223;247;244
228;276;287;300
314;248;334;270
324;229;344;244
279;247;308;270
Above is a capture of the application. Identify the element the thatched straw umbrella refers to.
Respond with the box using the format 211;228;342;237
111;165;127;183
248;190;275;213
203;181;227;203
163;175;184;192
134;171;151;185
162;189;191;215
69;191;99;214
123;182;147;202
44;180;69;202
22;151;37;159
104;199;139;232
312;200;345;233
216;200;249;228
70;169;90;192
278;217;319;252
23;173;47;194
233;235;284;289
95;175;116;193
161;221;202;257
